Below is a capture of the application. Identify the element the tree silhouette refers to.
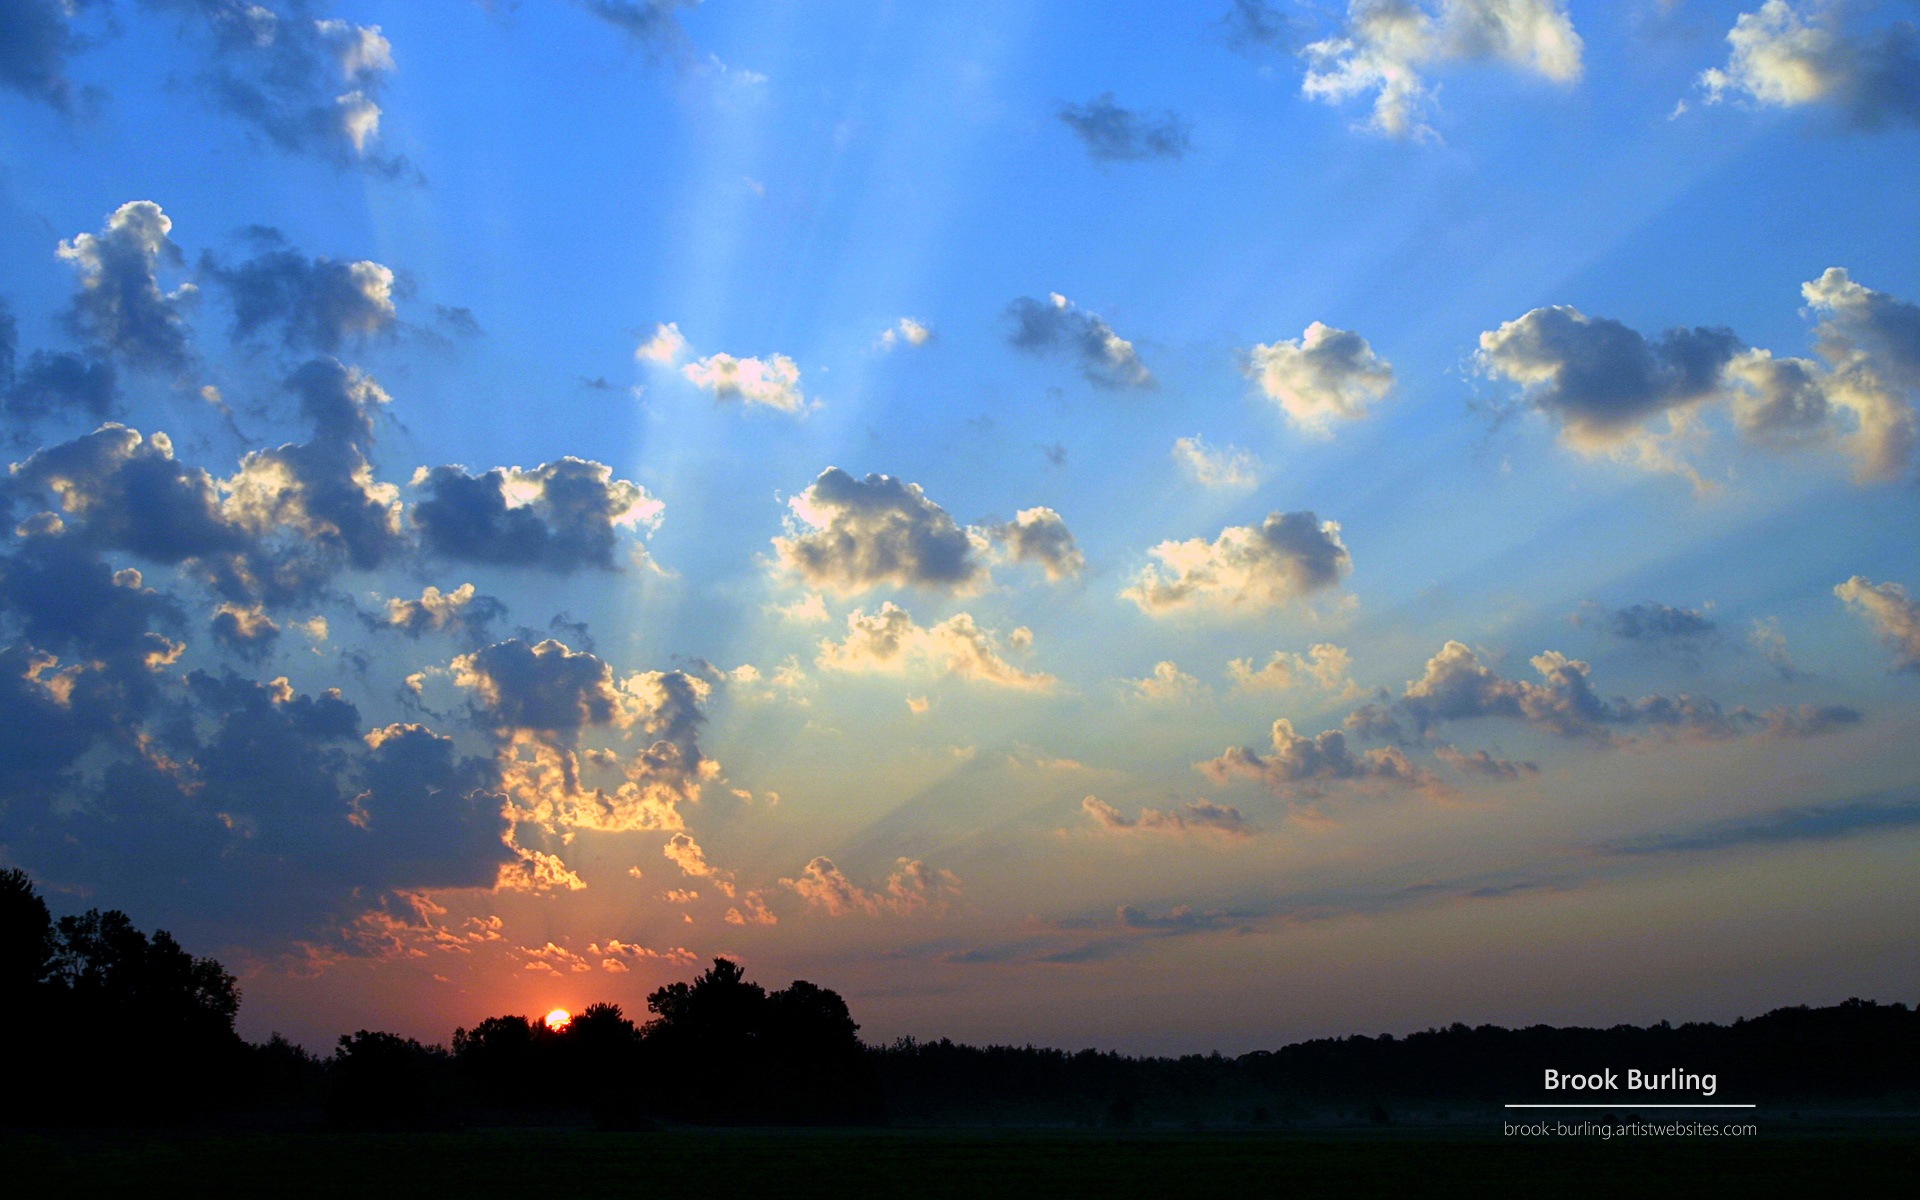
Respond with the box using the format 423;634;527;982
0;871;245;1123
328;1030;455;1129
638;958;875;1123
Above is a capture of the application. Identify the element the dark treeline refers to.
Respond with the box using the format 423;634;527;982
3;870;1915;1129
872;1000;1920;1125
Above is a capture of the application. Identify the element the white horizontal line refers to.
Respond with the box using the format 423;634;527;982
1504;1104;1756;1109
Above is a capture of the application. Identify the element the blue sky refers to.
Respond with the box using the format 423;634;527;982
1;0;1916;1052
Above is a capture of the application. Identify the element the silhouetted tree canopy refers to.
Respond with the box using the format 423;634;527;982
1;871;1914;1131
1;870;245;1122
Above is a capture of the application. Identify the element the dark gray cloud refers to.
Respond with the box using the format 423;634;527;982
1082;796;1251;838
1347;640;1819;748
208;602;280;659
1477;305;1740;448
204;232;398;352
774;466;988;595
220;361;406;583
452;636;626;738
1576;601;1717;645
575;0;699;51
1;300;117;432
989;506;1084;581
5;351;117;430
412;457;661;573
353;721;513;888
1220;0;1294;52
1006;293;1154;390
373;582;507;642
11;424;249;564
1115;904;1237;933
11;361;403;605
1760;703;1864;740
1058;93;1190;162
0;0;104;112
1600;788;1920;857
143;0;409;174
1807;267;1920;387
1433;744;1539;781
0;520;181;671
1198;718;1436;796
57;201;198;373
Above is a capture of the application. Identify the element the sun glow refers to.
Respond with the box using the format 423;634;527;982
544;1008;572;1031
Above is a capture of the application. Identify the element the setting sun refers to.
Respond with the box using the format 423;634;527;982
544;1009;572;1032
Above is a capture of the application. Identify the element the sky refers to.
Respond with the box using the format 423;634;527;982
0;0;1916;1055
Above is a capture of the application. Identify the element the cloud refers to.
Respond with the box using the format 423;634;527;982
636;321;689;363
10;424;251;566
781;856;960;917
411;457;662;573
663;831;721;878
57;202;197;373
7;406;405;655
203;233;398;352
378;583;506;640
1835;576;1920;671
0;522;182;677
1699;1;1920;129
1351;639;1762;745
1477;305;1741;459
1724;270;1917;482
1484;270;1916;484
724;891;778;925
1199;717;1437;795
773;467;989;595
680;351;808;413
0;0;102;112
1302;0;1584;139
770;593;830;624
1006;293;1153;390
1760;703;1864;740
1114;904;1239;933
1;302;117;430
1246;322;1394;434
1794;268;1919;481
989;506;1085;581
1128;660;1203;703
1227;643;1358;696
878;318;931;350
1057;93;1191;161
1222;0;1296;53
1576;601;1717;646
1433;743;1539;780
815;602;1055;691
1748;616;1804;681
1172;436;1259;489
209;602;280;659
451;638;712;839
1122;511;1351;615
148;0;407;173
218;360;407;583
1081;795;1250;838
575;0;702;53
1;654;517;949
452;637;632;738
1601;788;1920;857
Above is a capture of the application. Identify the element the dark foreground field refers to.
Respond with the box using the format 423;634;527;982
5;1120;1915;1199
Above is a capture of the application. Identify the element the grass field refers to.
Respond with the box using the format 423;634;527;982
5;1120;1916;1198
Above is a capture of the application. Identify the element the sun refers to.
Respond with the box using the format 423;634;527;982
544;1008;572;1031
